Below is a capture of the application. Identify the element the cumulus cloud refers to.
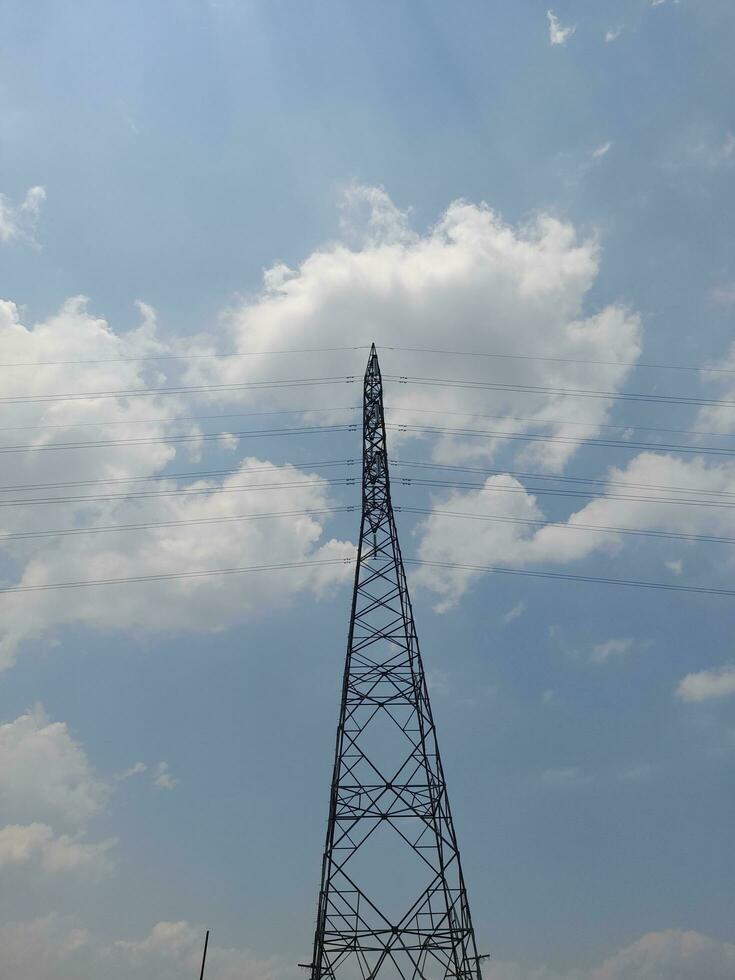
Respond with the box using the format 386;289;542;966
547;10;575;46
413;451;735;609
0;917;290;980
0;297;353;667
203;189;640;475
0;823;115;875
0;705;108;827
605;26;623;43
0;185;45;245
485;930;735;980
0;705;115;876
676;664;735;702
0;188;641;660
2;918;733;980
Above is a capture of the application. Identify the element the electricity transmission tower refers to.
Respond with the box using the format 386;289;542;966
308;345;483;980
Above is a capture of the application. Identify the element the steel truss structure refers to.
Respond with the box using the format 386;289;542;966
309;345;482;980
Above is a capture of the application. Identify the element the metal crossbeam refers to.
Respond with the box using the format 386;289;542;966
309;345;483;980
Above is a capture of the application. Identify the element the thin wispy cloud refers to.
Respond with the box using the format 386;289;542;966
503;600;526;624
711;282;735;306
542;767;590;787
0;186;45;246
664;559;684;576
547;9;575;46
589;638;634;665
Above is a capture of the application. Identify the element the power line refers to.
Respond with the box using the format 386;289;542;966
0;455;728;500
3;418;733;458
382;344;735;376
385;405;735;441
4;403;730;444
397;477;735;510
0;506;353;542
396;506;735;546
0;459;356;493
388;375;735;409
0;423;357;455
0;555;732;597
0;375;357;405
4;372;735;410
0;476;355;508
386;423;735;458
2;340;731;376
0;345;368;368
5;503;727;547
404;560;735;597
2;473;732;511
0;557;356;594
0;406;359;433
393;459;735;500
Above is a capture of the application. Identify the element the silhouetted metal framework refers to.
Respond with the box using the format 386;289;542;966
309;345;482;980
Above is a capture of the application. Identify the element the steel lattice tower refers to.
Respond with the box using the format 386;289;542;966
309;345;482;980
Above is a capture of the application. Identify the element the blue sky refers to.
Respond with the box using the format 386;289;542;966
1;2;734;978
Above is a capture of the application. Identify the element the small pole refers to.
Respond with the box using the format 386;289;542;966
199;929;210;980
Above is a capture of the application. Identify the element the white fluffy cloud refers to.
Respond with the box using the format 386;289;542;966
0;298;353;667
676;664;735;702
0;185;45;245
0;917;291;980
413;451;735;608
0;705;115;877
201;187;640;473
0;188;640;660
3;921;733;980
0;823;115;875
0;705;107;827
485;930;735;980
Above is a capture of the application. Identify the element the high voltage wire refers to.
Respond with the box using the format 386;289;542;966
396;477;735;510
386;375;735;410
0;345;368;368
385;423;735;458
382;345;735;375
0;376;357;405
2;420;734;458
3;403;731;442
0;476;356;508
0;555;732;597
0;557;356;594
3;373;735;409
395;506;735;546
388;406;735;441
0;406;360;433
1;456;729;501
1;341;732;376
2;475;733;510
4;504;731;547
403;560;735;598
0;459;356;493
0;506;354;542
0;423;357;455
392;459;735;500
